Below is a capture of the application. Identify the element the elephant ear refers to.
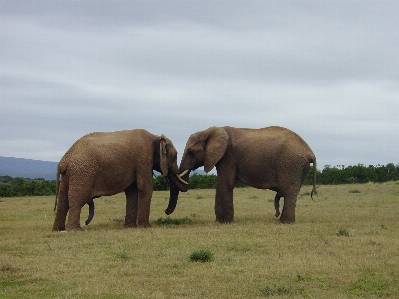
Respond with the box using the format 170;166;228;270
204;127;229;173
159;135;168;177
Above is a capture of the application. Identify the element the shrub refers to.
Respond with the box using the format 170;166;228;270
336;228;350;237
349;189;361;193
189;249;213;262
115;251;129;261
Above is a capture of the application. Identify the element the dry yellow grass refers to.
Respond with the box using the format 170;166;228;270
1;182;399;298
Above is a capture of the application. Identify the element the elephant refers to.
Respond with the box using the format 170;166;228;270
52;129;188;231
165;126;317;224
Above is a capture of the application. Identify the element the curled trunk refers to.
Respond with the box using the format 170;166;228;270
165;183;179;215
165;171;190;215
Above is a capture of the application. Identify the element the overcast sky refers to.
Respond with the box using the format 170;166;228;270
1;1;398;170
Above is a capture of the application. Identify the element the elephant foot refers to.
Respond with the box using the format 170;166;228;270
279;216;295;224
65;219;84;231
124;223;137;228
215;216;234;224
137;222;151;228
66;225;84;231
52;225;66;232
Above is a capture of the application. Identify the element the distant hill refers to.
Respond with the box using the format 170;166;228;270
0;157;58;180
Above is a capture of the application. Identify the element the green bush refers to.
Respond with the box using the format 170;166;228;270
336;228;350;237
189;249;213;262
349;189;361;193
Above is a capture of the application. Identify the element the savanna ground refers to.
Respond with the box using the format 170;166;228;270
1;182;398;298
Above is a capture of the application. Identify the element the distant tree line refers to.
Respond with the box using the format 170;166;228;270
303;163;399;185
0;163;398;197
0;176;56;197
152;163;399;190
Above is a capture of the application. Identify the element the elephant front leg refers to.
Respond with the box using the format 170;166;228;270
215;187;234;223
136;186;152;228
214;166;235;223
279;195;297;224
125;178;152;228
124;184;138;228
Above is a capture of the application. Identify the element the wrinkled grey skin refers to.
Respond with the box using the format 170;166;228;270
166;126;317;224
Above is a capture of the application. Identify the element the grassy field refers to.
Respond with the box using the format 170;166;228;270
1;182;398;298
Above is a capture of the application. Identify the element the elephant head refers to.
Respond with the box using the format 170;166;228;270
165;127;228;215
158;134;189;193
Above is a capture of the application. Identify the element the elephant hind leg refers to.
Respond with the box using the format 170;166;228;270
65;189;89;231
66;202;85;231
52;179;69;231
279;194;297;224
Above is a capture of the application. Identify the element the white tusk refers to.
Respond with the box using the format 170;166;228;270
179;169;189;177
175;173;188;185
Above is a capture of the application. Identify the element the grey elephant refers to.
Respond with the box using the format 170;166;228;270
165;126;317;224
53;129;188;231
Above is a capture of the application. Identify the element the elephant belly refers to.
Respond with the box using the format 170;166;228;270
235;154;278;190
92;177;134;197
236;170;277;190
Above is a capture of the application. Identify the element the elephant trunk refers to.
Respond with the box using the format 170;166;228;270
165;170;190;215
165;184;179;215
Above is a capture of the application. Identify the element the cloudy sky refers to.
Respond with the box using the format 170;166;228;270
1;0;398;170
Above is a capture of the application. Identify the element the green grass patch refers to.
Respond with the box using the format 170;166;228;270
347;272;391;297
154;216;192;225
349;189;361;193
115;250;129;261
189;249;213;262
260;284;305;296
336;227;350;237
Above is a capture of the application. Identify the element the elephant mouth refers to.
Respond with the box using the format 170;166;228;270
168;172;189;192
174;170;189;185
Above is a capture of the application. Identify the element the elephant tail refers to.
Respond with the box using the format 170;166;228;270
310;156;317;199
54;162;65;211
54;165;60;211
